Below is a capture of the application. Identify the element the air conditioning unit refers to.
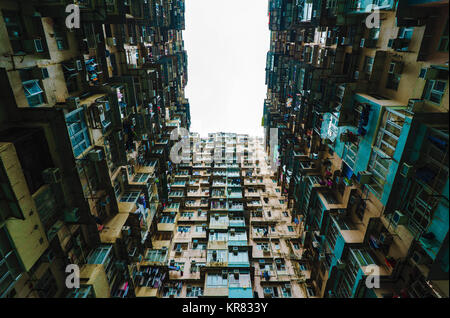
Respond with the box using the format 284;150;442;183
42;167;61;184
233;269;239;278
392;210;408;226
88;149;104;162
232;246;239;255
388;61;404;74
66;97;80;110
222;270;228;278
358;171;372;185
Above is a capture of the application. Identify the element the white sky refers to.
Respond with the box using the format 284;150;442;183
183;0;270;138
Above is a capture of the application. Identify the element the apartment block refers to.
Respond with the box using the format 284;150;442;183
263;0;449;298
0;0;190;298
144;132;305;298
0;0;448;300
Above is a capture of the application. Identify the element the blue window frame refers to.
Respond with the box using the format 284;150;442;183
423;80;447;105
23;80;45;107
65;108;91;157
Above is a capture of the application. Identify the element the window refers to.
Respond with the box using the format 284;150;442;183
207;249;227;263
120;191;140;203
66;108;91;157
36;269;57;298
133;173;150;183
287;226;294;232
307;287;316;297
113;180;122;198
423;80;447;105
174;243;186;251
398;27;413;40
186;286;203;297
257;243;269;250
0;226;22;297
281;286;292;297
206;274;227;288
228;250;249;264
364;56;374;74
177;226;191;233
275;259;286;271
228;270;251;288
343;142;358;171
263;286;279;298
54;24;69;50
2;11;26;54
23;80;45;107
195;226;204;233
438;19;449;52
145;249;167;262
160;215;175;223
0;163;23;221
326;218;340;250
386;73;401;90
193;243;206;250
293;243;300;250
209;231;227;241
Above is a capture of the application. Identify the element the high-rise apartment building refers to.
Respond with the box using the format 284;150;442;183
263;0;449;298
0;0;190;298
0;0;448;299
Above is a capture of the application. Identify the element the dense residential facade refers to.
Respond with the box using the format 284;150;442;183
0;0;189;298
0;0;448;299
263;0;449;298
